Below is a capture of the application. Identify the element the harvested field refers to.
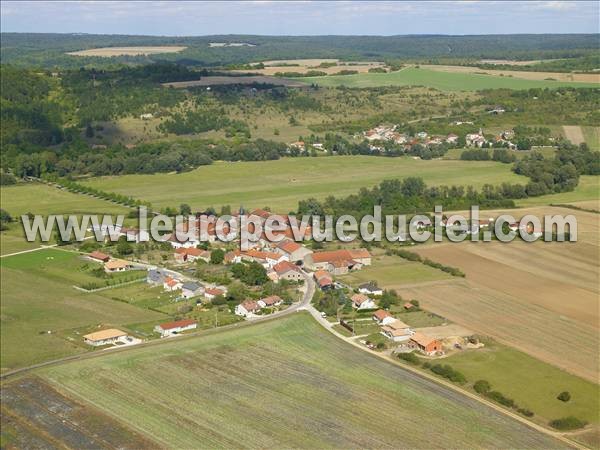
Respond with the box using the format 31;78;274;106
1;377;157;449
237;59;386;75
423;64;600;83
41;314;565;449
479;59;548;66
67;46;186;57
395;206;599;382
563;125;586;145
162;76;305;88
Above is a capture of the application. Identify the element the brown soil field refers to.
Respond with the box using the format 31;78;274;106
67;46;187;57
1;377;158;449
563;125;586;145
394;206;599;382
423;64;600;83
162;76;306;88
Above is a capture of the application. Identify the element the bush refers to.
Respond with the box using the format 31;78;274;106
549;416;587;431
557;391;571;402
430;364;467;384
517;408;534;417
473;380;491;394
397;352;420;364
486;391;514;408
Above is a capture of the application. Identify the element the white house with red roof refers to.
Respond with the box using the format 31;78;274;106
258;295;283;308
154;319;197;337
372;309;396;326
163;276;183;292
235;300;261;317
351;293;376;310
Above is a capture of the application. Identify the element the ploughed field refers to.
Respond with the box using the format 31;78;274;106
398;206;599;383
39;314;565;449
81;156;524;212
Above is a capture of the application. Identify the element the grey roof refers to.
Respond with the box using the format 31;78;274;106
182;281;201;291
359;282;379;291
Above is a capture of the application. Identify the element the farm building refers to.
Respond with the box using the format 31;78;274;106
409;332;443;355
154;319;197;337
314;270;334;291
83;329;128;346
273;261;304;281
87;251;110;263
304;249;371;275
275;239;313;262
181;281;203;299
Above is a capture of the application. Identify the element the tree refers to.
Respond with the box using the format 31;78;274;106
116;237;133;255
557;391;571;402
85;123;95;138
473;380;491;394
180;203;191;216
210;248;225;265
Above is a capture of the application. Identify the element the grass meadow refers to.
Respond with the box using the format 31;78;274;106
0;249;164;372
41;313;563;449
81;156;524;212
302;67;600;90
443;339;600;426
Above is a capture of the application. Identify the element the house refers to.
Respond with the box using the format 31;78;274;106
304;249;371;275
351;293;376;310
225;250;242;264
380;319;413;342
181;281;203;299
140;113;154;120
147;268;167;285
163;276;183;292
372;309;396;326
409;332;443;355
104;259;133;273
258;295;283;308
358;282;383;296
266;270;279;283
154;319;197;338
235;300;261;317
83;328;127;346
466;131;487;148
446;133;459;144
275;239;313;263
204;287;225;301
288;141;305;152
273;261;304;282
314;270;334;291
241;249;287;268
88;251;110;263
174;247;211;263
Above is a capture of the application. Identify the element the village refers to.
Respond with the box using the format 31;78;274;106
77;207;499;364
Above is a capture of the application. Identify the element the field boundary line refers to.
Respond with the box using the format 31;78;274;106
305;305;586;449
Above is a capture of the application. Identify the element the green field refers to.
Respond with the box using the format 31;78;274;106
339;253;451;289
516;175;600;207
443;340;600;426
302;67;600;91
0;249;165;372
81;156;524;212
41;313;563;449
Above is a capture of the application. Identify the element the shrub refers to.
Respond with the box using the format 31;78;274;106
473;380;491;394
549;417;587;431
517;408;534;417
557;391;571;402
430;364;467;384
486;391;514;408
397;352;420;365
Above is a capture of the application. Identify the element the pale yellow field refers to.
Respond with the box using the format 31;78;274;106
67;46;187;57
423;64;600;83
239;59;387;75
563;125;586;145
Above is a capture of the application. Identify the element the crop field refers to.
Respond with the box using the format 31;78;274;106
581;126;600;150
421;64;600;83
338;253;452;288
81;156;524;212
443;340;600;427
302;67;599;91
235;58;386;75
39;313;564;449
0;182;130;255
562;125;585;145
0;249;164;372
162;76;306;88
66;46;187;56
397;206;599;383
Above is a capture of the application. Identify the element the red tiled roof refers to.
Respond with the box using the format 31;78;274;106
158;319;197;330
88;251;110;261
373;309;392;320
260;295;282;306
351;293;369;305
205;288;224;296
241;300;259;311
273;260;301;275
